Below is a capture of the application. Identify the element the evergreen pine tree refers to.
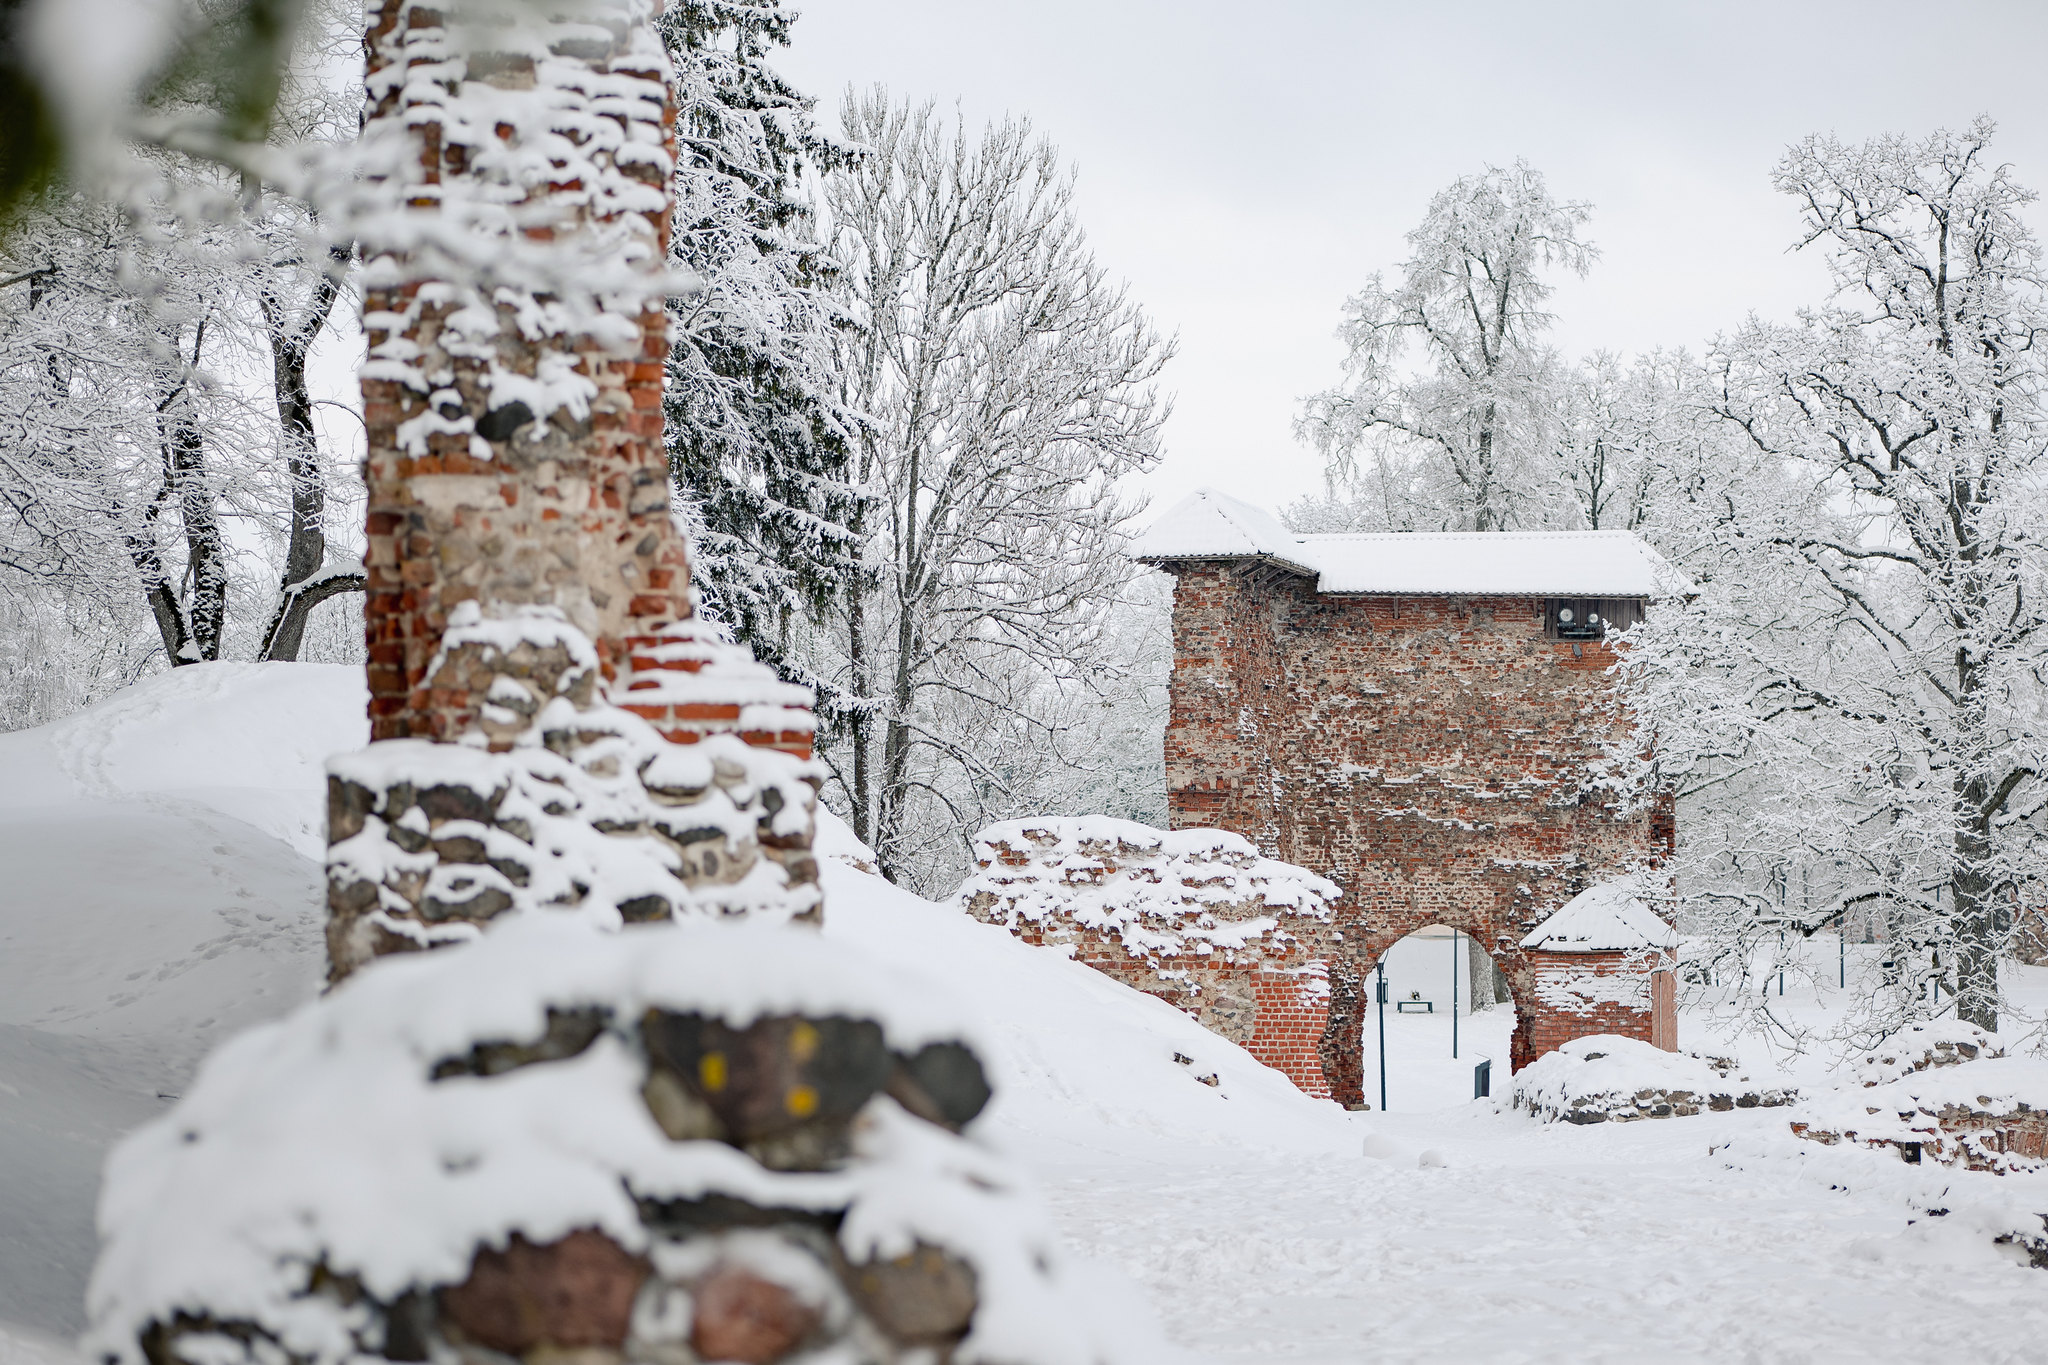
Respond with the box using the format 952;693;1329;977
659;0;860;695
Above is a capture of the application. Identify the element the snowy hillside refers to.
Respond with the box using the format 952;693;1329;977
0;665;363;1334
0;664;1338;1348
5;665;2048;1362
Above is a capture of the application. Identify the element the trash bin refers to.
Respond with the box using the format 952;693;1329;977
1473;1058;1491;1099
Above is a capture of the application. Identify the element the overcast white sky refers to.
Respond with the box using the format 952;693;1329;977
777;0;2048;516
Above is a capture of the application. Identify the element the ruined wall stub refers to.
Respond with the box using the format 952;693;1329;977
330;0;819;982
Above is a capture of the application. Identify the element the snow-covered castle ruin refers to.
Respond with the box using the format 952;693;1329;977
959;817;1343;1093
1132;489;1686;1104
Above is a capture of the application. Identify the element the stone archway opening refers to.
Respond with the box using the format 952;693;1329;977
1358;925;1517;1112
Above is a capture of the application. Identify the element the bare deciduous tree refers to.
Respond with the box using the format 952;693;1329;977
815;91;1172;890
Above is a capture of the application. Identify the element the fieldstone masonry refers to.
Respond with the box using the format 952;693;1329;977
1136;493;1681;1105
958;817;1342;1096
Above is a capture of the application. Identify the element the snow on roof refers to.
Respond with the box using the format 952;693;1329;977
1128;489;1317;577
1521;881;1678;953
1300;530;1684;597
1131;487;1690;597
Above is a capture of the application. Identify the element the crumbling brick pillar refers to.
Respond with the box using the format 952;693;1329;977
359;0;688;742
358;0;810;761
331;0;819;980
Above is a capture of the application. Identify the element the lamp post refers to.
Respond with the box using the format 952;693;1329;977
1451;930;1459;1060
1376;959;1388;1112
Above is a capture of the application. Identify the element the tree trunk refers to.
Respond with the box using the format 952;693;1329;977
845;574;872;846
876;604;917;885
258;245;349;662
123;458;194;664
165;404;227;661
261;570;367;662
1953;771;2001;1032
1473;399;1498;531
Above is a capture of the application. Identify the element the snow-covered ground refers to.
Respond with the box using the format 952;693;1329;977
4;664;2047;1362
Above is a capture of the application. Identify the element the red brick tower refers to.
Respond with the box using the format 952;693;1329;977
1136;489;1682;1104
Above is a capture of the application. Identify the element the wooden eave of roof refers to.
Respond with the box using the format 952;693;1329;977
1134;549;1319;580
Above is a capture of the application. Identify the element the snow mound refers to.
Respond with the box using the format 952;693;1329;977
87;914;1166;1365
830;851;1343;1152
1512;1035;1795;1124
1848;1019;2005;1088
0;664;348;1332
0;661;366;858
1714;1118;2048;1271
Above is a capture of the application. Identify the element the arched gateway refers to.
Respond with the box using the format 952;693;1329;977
1133;489;1686;1107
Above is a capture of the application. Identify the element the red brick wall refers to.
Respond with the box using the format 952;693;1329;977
980;880;1336;1097
1525;950;1674;1062
1160;563;1675;1103
1248;968;1331;1095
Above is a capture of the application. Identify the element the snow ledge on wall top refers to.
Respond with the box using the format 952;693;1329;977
1130;487;1692;598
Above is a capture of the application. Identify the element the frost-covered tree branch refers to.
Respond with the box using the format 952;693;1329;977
811;92;1172;891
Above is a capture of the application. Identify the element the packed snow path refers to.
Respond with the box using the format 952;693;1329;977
1035;1111;2046;1363
3;665;2046;1361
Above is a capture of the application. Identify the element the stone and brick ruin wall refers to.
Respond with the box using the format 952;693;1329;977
958;818;1341;1097
333;0;819;980
334;0;822;980
1159;561;1675;1102
1791;1024;2048;1180
358;0;810;762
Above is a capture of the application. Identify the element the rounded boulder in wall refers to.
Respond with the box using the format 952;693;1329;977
1199;986;1258;1044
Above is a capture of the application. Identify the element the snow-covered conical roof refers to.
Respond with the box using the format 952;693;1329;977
1520;881;1678;953
1132;487;1691;598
